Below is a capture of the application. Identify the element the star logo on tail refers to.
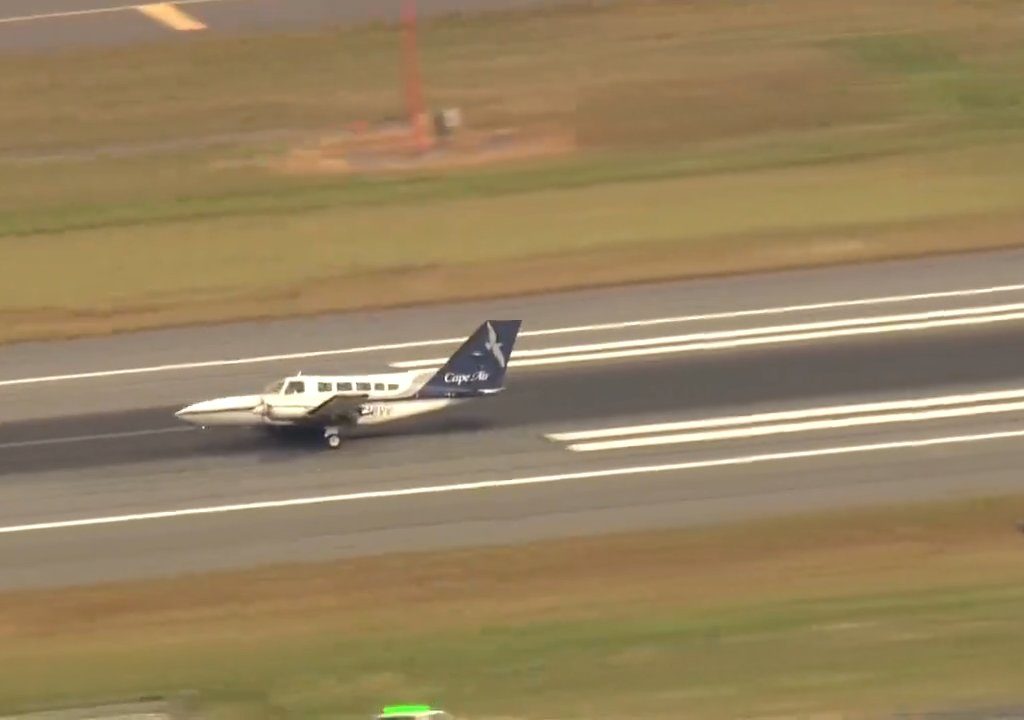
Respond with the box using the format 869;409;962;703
484;321;506;367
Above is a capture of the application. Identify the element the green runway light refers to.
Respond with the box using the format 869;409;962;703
380;705;433;715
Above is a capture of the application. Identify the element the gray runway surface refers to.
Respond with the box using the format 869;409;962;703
4;324;1024;476
0;0;581;52
5;248;1024;589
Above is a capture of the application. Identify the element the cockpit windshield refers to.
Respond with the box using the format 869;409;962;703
263;379;285;394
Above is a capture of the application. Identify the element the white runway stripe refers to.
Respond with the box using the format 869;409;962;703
0;0;226;25
5;282;1024;387
547;386;1024;441
0;427;194;450
3;426;1024;535
561;399;1024;452
396;306;1024;371
392;301;1024;369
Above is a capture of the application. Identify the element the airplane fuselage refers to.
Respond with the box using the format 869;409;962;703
175;371;465;428
173;319;521;448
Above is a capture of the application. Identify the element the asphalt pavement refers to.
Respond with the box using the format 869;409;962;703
5;248;1024;589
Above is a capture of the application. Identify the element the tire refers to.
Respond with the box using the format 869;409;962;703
326;433;342;449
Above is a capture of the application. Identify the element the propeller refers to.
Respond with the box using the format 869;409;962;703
254;397;282;420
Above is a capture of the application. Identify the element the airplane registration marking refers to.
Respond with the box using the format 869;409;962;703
361;404;392;417
5;282;1024;388
3;426;1024;535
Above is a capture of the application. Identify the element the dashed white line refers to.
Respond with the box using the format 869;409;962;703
3;426;1024;535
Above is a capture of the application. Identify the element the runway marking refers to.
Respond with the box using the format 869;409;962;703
4;282;1024;387
559;399;1024;452
0;337;463;388
0;427;193;450
548;386;1024;441
0;0;227;25
515;282;1024;337
2;426;1024;535
136;3;207;31
392;301;1024;369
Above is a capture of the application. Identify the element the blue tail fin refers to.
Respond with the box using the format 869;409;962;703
419;320;522;397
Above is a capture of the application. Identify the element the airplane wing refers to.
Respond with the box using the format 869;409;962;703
299;394;369;425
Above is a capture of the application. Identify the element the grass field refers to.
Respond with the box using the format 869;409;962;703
2;0;1024;343
3;496;1024;719
9;5;1024;717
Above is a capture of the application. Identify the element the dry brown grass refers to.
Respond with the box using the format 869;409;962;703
2;495;1020;644
3;496;1024;718
4;209;1024;346
2;0;1024;343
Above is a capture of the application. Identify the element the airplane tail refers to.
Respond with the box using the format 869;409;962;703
417;320;522;397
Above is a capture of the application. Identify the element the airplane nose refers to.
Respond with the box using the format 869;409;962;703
175;403;200;421
172;395;263;426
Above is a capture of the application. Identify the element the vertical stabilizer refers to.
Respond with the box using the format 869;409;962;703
418;320;521;396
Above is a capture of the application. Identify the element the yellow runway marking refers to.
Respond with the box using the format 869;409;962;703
136;2;207;31
0;0;225;26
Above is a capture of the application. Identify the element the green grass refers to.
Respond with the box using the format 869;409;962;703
4;0;1024;344
5;145;1024;312
11;588;1024;719
4;496;1024;718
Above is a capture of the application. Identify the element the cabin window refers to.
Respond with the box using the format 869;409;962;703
374;383;385;391
387;383;399;391
337;382;353;392
284;380;305;394
356;382;371;391
318;382;332;392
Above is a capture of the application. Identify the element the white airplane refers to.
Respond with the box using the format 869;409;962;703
174;320;522;448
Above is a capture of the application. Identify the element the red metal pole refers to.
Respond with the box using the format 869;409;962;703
401;0;431;152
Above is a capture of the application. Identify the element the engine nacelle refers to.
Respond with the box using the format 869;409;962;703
258;398;307;422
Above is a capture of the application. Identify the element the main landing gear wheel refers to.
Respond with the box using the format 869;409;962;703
323;416;355;449
324;428;343;449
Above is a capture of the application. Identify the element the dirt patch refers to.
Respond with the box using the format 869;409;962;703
274;122;576;176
